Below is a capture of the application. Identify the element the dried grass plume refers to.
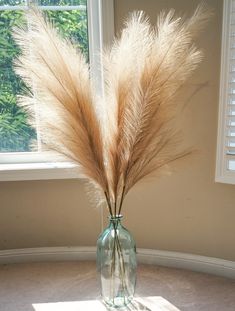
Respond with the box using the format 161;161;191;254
13;4;212;216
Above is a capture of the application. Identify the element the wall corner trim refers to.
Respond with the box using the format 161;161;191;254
0;246;234;279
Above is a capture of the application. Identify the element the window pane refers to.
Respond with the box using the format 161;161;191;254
38;0;86;6
0;0;26;5
0;5;88;153
45;9;88;58
0;10;36;153
228;159;235;171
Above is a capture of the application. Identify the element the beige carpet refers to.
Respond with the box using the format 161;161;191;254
0;261;234;311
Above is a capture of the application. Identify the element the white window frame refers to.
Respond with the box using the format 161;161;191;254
0;0;114;181
216;0;235;184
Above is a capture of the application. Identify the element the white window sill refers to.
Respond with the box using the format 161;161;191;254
0;162;83;181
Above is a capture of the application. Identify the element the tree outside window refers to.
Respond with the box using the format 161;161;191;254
0;0;88;152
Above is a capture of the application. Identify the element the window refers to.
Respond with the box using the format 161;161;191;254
216;0;235;184
0;0;114;181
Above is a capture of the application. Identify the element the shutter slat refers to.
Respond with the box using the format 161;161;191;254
226;116;235;122
226;135;235;140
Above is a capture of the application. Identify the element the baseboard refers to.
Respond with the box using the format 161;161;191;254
0;246;234;279
137;249;235;279
0;246;96;263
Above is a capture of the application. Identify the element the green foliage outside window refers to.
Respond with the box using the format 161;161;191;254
38;0;86;5
0;0;25;5
0;4;88;152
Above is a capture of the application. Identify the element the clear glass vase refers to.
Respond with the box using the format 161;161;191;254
97;215;137;308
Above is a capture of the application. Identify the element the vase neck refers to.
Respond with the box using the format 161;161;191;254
109;215;123;226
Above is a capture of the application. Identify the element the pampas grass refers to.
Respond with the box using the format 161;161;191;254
13;5;211;217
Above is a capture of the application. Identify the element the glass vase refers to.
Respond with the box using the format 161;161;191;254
97;215;137;308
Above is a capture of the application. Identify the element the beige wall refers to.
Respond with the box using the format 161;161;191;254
1;0;235;261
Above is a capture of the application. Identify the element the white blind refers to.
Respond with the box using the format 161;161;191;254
216;0;235;183
225;0;235;170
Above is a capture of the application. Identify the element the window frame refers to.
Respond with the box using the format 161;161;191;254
0;0;114;181
216;0;235;184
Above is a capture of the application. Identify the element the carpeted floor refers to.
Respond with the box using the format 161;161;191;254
0;261;234;311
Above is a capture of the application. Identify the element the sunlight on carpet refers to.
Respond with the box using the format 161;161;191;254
32;296;180;311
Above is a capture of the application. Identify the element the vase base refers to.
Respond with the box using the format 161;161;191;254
103;295;134;309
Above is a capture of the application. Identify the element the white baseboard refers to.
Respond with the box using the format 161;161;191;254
138;249;235;279
0;246;234;279
0;246;96;263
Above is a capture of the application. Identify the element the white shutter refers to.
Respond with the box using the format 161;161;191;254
216;0;235;183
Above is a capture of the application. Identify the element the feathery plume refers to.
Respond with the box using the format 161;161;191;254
13;4;211;216
13;8;111;209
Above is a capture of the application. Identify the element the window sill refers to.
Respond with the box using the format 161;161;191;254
0;162;83;181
